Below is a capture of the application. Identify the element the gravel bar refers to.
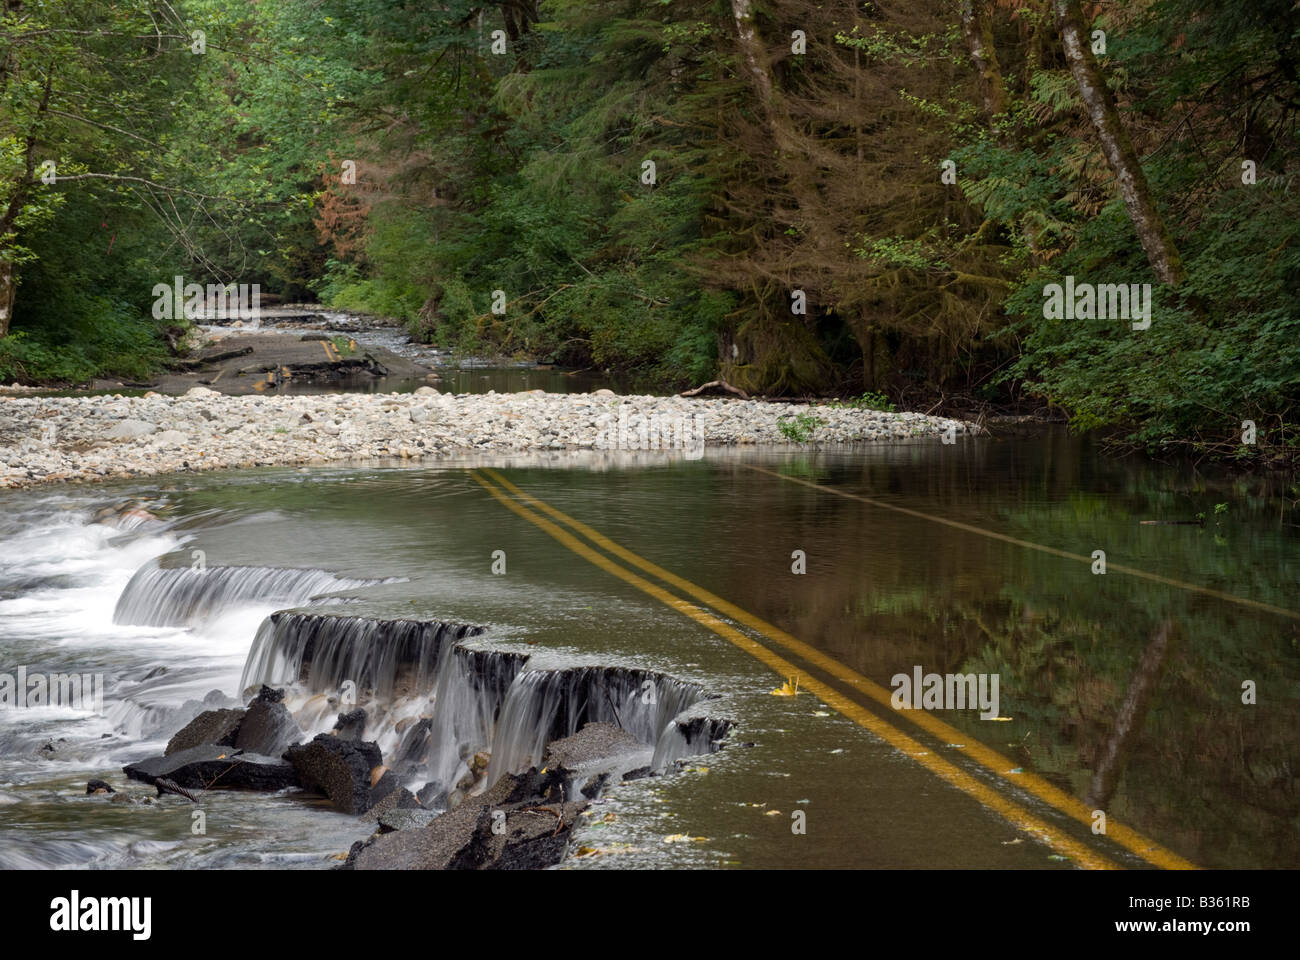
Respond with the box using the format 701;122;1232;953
0;388;980;489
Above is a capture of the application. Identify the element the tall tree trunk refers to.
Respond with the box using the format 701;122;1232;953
854;45;863;162
1023;1;1044;91
862;324;875;391
851;0;863;162
959;5;1043;259
729;0;797;154
0;62;53;339
0;257;15;339
960;0;1006;118
1053;0;1185;285
730;0;772;101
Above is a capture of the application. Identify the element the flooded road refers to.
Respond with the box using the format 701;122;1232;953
1;429;1296;868
186;310;629;397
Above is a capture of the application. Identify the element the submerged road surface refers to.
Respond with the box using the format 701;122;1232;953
0;433;1295;868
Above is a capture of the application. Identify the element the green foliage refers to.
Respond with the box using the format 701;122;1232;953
1;187;169;382
777;412;825;443
2;0;1296;463
853;237;949;273
829;391;896;413
952;0;1300;455
999;181;1300;450
315;205;436;323
294;0;733;385
0;0;343;380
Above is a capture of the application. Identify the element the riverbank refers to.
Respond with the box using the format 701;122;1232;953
0;388;978;489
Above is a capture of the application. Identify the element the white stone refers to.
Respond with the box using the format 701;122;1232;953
106;419;158;440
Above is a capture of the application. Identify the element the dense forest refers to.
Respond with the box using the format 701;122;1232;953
2;0;1298;459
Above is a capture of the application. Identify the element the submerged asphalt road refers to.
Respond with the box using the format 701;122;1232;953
4;435;1294;868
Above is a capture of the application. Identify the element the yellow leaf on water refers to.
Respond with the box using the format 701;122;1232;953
577;844;641;857
769;675;801;696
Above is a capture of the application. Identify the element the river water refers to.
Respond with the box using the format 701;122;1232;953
0;428;1296;869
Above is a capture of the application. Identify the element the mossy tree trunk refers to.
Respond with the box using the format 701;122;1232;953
0;58;53;339
1053;0;1186;285
960;0;1006;118
0;258;15;339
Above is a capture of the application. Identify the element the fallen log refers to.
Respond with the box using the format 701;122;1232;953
679;379;749;399
200;345;255;364
165;346;254;370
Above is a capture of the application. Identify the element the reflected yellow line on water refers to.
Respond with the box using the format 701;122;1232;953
478;467;1198;870
745;463;1300;623
470;469;1121;870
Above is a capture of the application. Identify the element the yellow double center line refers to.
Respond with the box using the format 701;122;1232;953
470;467;1198;870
